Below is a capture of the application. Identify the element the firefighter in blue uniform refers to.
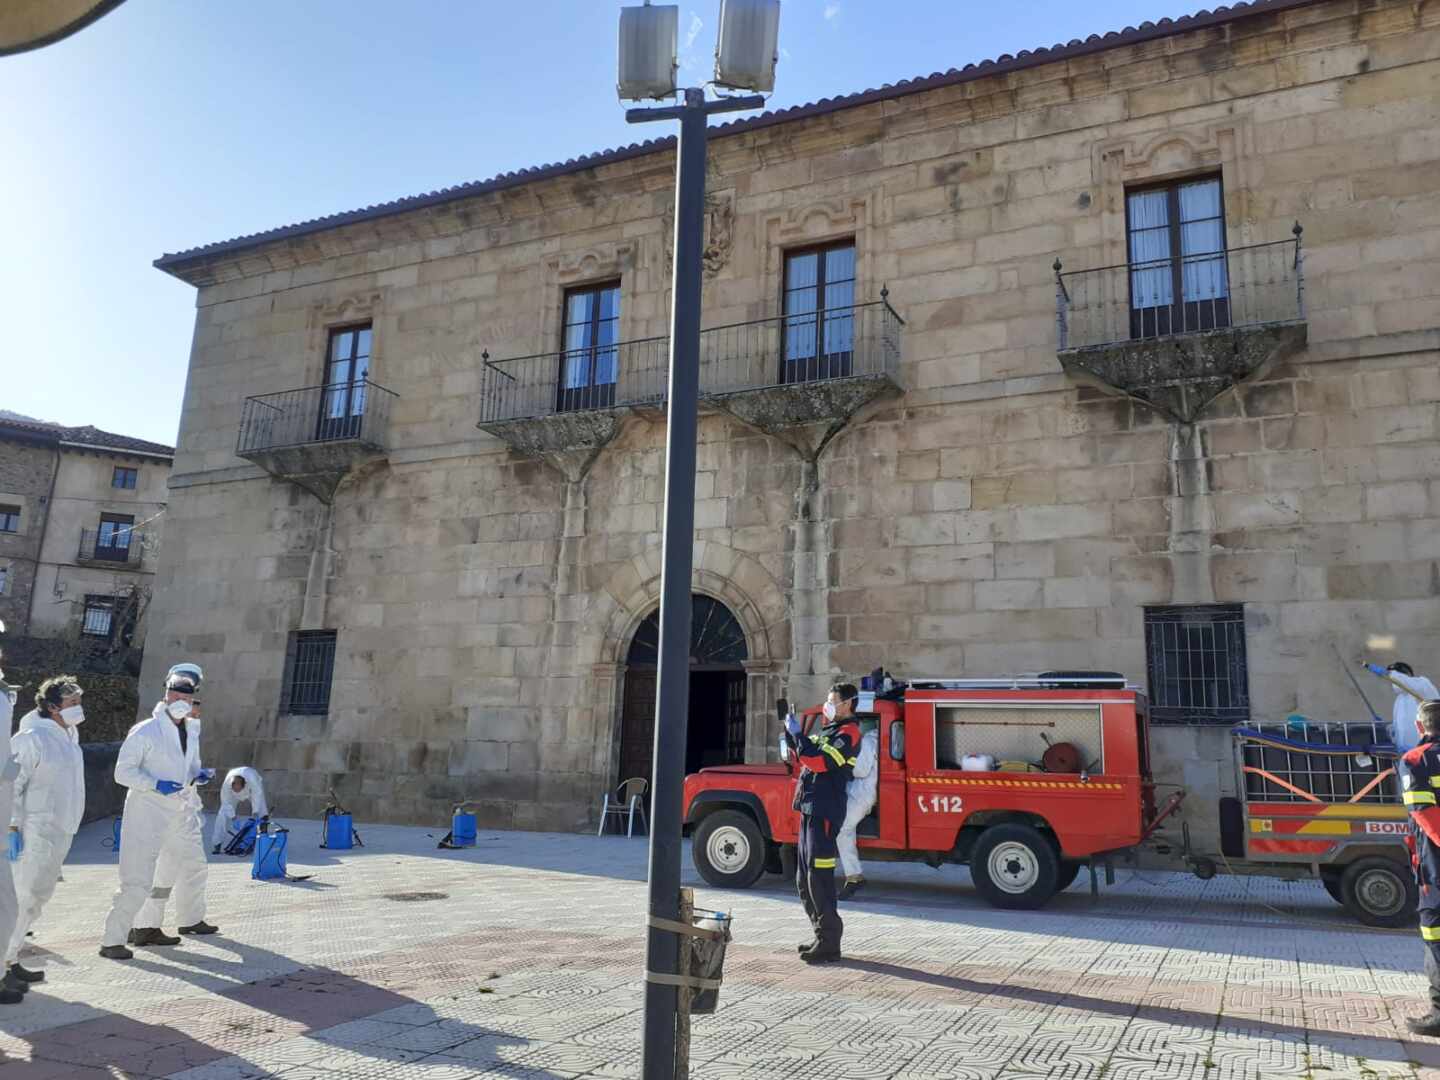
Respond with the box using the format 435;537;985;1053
1400;699;1440;1037
784;682;861;965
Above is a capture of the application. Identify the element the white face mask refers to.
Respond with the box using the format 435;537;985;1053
60;705;85;726
822;701;837;722
166;700;192;721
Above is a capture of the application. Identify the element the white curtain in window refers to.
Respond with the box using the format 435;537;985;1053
1179;181;1227;302
1127;190;1172;309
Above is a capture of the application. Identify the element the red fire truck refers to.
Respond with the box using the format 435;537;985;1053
682;673;1414;924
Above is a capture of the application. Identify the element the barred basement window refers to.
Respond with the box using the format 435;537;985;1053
283;630;337;715
1144;604;1250;725
82;596;114;637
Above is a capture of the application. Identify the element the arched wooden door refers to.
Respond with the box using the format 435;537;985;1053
617;594;749;786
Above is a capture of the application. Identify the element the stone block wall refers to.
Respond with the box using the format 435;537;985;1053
0;438;58;634
146;0;1440;843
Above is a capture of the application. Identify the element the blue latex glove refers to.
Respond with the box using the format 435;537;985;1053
155;780;184;796
1364;663;1387;677
196;769;216;785
6;831;21;862
784;714;802;738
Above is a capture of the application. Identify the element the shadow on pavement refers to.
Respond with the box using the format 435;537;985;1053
2;936;570;1079
842;958;1420;1069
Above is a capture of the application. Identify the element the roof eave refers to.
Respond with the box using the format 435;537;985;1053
153;0;1327;288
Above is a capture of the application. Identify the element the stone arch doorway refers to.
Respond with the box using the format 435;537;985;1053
617;594;749;786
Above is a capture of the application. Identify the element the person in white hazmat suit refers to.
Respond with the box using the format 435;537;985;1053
6;675;86;988
211;766;268;854
99;667;217;959
1367;660;1440;756
0;621;25;1004
836;723;880;901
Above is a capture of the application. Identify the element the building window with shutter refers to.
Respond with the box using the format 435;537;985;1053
112;466;138;489
556;282;621;413
782;241;856;383
1144;604;1250;725
282;630;338;715
1126;176;1229;339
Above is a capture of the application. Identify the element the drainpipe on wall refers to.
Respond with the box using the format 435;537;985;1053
299;503;336;630
25;443;63;635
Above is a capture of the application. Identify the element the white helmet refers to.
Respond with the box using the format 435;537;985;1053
167;661;203;684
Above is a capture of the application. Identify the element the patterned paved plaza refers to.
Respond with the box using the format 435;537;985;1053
0;818;1436;1079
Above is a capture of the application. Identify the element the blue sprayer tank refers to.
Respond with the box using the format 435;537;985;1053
451;812;477;847
252;828;288;880
323;812;354;850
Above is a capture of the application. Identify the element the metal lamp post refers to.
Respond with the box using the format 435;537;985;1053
618;3;779;1076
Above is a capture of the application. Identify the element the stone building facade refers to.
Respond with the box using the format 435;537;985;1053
0;418;172;647
150;0;1440;844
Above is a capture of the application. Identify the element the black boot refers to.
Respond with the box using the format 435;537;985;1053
800;943;842;965
8;964;42;984
2;973;30;994
0;987;21;1005
1407;1011;1440;1037
178;921;219;936
98;945;133;960
131;928;181;947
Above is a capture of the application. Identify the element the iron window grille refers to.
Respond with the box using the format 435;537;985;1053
112;466;138;489
0;506;18;533
82;596;114;637
0;566;7;595
284;630;337;715
1144;604;1251;725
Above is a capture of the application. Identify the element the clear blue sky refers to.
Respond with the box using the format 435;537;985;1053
2;0;1209;447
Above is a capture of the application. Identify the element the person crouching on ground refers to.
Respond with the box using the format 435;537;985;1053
211;766;268;854
6;675;86;989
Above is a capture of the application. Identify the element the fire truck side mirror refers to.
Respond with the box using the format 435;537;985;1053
888;721;905;761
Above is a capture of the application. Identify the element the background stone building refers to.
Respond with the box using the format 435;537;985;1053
148;0;1439;844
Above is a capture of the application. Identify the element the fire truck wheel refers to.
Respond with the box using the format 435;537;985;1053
1320;872;1345;905
1340;857;1417;928
970;824;1060;910
693;811;767;889
1054;860;1083;893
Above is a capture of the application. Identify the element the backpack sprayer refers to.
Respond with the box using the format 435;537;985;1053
437;801;480;849
320;789;363;850
222;816;262;857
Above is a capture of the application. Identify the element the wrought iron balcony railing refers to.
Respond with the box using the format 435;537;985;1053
1054;226;1304;351
236;379;397;456
78;528;144;568
479;299;904;425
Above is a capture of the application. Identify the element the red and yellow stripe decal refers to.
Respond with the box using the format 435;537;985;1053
911;773;1124;792
1246;802;1409;854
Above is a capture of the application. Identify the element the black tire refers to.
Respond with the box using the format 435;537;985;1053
1341;857;1417;928
1055;860;1083;893
692;810;767;889
1321;872;1345;906
970;824;1061;910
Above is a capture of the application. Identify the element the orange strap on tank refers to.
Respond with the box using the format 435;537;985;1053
1240;765;1322;804
1347;767;1395;804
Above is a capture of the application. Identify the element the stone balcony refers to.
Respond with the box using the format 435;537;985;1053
477;299;904;459
235;379;397;502
1054;226;1308;422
